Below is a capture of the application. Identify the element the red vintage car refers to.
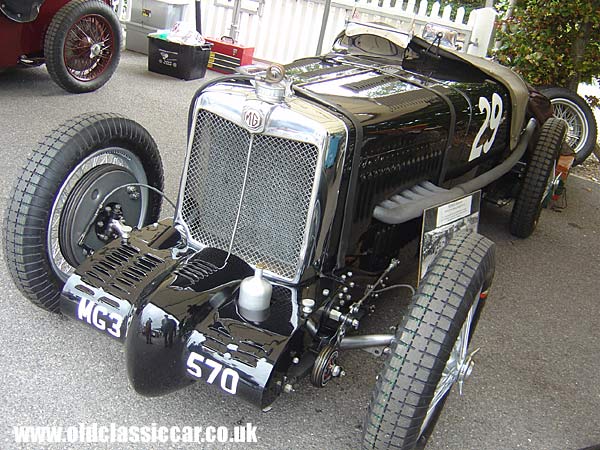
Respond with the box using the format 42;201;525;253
0;0;121;93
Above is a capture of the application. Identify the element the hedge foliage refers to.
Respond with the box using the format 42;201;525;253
494;0;600;89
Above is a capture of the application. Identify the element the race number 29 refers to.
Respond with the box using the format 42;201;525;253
469;93;503;161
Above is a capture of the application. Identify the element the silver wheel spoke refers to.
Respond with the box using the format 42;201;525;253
551;98;589;155
542;160;558;205
459;298;477;362
427;370;455;415
420;294;481;437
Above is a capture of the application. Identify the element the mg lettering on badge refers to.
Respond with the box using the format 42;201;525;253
77;298;124;338
242;107;265;133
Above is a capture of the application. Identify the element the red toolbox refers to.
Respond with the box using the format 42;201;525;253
205;36;254;74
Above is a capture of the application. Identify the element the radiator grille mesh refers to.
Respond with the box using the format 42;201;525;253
180;109;320;280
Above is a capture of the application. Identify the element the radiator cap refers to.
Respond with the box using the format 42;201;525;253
255;64;288;103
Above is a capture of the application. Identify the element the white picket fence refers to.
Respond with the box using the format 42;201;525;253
176;0;497;63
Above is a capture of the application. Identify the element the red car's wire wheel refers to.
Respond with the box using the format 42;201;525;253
63;14;115;82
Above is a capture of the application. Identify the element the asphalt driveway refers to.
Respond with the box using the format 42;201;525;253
0;51;599;450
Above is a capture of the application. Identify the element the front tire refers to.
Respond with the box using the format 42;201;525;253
4;113;163;312
510;117;567;238
541;87;597;166
44;0;122;93
362;232;495;450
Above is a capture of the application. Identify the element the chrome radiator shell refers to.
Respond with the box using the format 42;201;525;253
175;84;348;283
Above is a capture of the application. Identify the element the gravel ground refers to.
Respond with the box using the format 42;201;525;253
572;152;600;184
0;52;599;450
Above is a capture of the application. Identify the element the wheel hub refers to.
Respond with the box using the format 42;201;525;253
48;148;149;279
90;42;103;58
541;160;559;207
59;165;142;268
456;347;479;395
64;13;115;81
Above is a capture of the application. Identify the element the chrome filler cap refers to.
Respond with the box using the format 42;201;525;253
255;64;289;103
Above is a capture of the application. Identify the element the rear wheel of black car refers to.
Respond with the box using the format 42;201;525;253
362;232;495;450
510;117;567;238
4;113;163;312
44;0;122;93
541;87;597;166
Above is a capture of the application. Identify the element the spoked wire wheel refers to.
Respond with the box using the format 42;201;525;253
63;13;115;82
542;87;598;165
44;0;122;93
552;99;588;154
48;147;149;279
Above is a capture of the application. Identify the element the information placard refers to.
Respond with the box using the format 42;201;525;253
419;191;482;281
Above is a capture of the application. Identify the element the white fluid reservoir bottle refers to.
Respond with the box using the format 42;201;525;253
238;266;272;321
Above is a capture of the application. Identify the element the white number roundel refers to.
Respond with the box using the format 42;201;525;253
469;93;503;161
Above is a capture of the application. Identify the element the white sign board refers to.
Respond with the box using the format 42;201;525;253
419;191;482;282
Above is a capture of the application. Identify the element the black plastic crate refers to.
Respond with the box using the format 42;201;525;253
148;37;212;80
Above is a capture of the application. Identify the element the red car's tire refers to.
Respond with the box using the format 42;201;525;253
44;0;122;93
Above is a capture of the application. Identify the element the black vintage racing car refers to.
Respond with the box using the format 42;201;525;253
4;22;565;450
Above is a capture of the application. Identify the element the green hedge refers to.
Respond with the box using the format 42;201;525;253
494;0;600;90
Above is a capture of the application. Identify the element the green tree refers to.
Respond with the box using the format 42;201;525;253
494;0;600;90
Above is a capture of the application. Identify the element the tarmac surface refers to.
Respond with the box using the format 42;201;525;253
0;51;599;450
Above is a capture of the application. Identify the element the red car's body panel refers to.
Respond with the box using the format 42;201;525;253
0;0;112;67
